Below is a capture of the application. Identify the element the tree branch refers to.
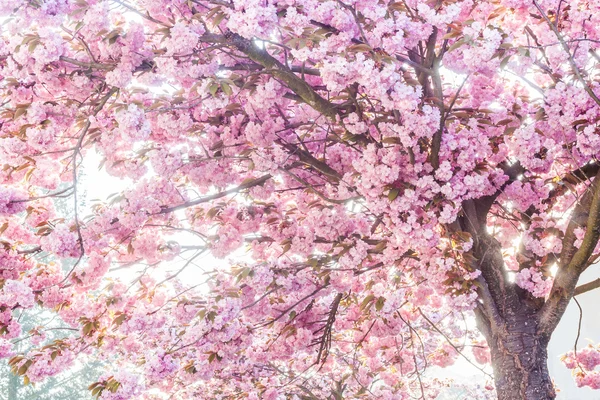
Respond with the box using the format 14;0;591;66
280;168;357;204
314;292;343;365
277;141;342;181
543;162;600;207
221;63;321;76
574;277;600;296
159;174;272;214
427;29;444;170
59;56;114;70
540;168;600;334
199;32;340;120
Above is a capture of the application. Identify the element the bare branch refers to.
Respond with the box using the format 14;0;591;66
574;278;600;296
314;292;343;365
10;186;74;204
277;141;343;181
221;63;321;76
59;56;114;70
280;168;357;204
158;174;272;214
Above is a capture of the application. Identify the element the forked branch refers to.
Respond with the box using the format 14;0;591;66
540;168;600;334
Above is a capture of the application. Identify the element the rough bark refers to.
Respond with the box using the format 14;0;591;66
477;304;555;400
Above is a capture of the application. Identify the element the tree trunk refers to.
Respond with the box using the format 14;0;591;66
485;309;555;400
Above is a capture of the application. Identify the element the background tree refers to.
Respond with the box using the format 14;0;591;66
0;307;101;400
1;0;600;399
0;188;101;400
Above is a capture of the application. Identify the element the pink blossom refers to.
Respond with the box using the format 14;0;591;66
0;187;26;215
40;224;80;258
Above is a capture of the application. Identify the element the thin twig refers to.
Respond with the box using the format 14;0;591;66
573;297;583;357
419;308;493;379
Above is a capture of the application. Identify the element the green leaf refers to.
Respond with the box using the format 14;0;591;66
447;38;467;53
207;311;217;322
212;11;226;27
360;294;374;310
83;322;94;336
28;40;39;52
113;314;126;327
14;106;28;120
17;364;28;376
220;82;232;96
388;188;400;202
91;386;103;397
209;82;219;97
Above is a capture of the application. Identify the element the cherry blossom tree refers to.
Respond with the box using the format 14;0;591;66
2;0;600;399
